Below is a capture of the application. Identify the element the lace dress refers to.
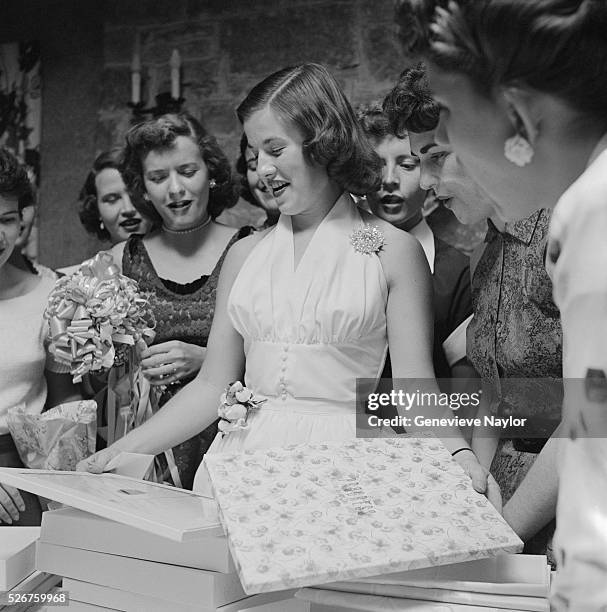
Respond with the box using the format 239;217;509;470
122;227;251;489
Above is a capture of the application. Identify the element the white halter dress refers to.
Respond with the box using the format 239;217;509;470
193;194;388;492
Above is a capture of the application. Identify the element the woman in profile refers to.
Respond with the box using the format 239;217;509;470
395;0;607;606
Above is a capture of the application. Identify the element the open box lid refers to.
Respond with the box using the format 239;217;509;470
0;468;222;542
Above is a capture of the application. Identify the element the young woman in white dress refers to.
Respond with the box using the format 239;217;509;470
79;64;495;503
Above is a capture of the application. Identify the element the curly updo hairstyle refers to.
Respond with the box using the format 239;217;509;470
395;0;607;127
382;64;440;137
0;147;35;212
78;148;127;241
236;63;382;196
122;113;238;226
356;100;393;142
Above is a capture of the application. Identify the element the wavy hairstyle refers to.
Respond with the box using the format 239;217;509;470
395;0;607;125
356;100;393;141
382;64;440;137
236;63;382;195
122;113;237;226
0;147;34;212
78;148;129;241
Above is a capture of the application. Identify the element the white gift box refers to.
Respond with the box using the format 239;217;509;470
35;541;245;607
0;469;222;541
41;507;234;573
354;554;551;597
0;527;40;591
63;578;305;612
205;437;522;594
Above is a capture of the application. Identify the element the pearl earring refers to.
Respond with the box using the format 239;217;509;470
504;133;534;167
99;220;105;230
209;178;217;189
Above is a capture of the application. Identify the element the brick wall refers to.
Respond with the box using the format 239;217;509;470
1;0;482;266
96;0;410;162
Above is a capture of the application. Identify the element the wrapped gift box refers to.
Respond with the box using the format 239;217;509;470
205;437;523;594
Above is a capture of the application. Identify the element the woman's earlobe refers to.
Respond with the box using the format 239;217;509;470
501;87;539;167
501;86;540;144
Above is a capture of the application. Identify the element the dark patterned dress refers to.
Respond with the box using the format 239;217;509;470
122;227;251;489
467;208;562;561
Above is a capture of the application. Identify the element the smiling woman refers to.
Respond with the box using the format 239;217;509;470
1;147;80;525
104;113;250;490
80;64;498;513
78;149;152;245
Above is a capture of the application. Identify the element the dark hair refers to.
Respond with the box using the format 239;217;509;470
123;113;237;226
382;64;440;137
78;148;126;241
395;0;607;125
0;147;35;211
236;63;382;195
235;133;258;207
356;100;393;141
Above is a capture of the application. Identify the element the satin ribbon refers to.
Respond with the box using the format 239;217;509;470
45;251;155;382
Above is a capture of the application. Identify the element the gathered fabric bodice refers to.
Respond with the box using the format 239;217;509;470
193;194;388;488
228;193;388;409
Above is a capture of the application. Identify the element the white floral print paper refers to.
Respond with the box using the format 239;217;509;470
205;437;522;594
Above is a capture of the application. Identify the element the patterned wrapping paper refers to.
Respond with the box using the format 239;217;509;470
205;437;523;595
6;400;97;470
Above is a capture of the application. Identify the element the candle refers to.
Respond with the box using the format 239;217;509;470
170;49;181;100
147;66;158;108
131;36;142;105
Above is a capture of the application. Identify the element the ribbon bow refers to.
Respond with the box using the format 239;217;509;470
45;252;155;382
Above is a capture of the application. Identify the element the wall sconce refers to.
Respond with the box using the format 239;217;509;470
128;36;184;119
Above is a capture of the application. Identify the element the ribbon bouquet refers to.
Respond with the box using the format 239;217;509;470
45;252;156;445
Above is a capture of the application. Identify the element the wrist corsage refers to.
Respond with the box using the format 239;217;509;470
217;381;266;437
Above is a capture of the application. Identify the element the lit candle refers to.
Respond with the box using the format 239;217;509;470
170;49;181;100
131;35;142;105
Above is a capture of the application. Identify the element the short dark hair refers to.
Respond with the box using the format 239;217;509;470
395;0;607;126
356;100;393;141
78;148;127;241
235;133;257;207
237;63;382;195
0;147;35;211
122;113;237;226
382;64;440;137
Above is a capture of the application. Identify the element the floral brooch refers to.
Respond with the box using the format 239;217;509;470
217;381;266;437
350;225;385;255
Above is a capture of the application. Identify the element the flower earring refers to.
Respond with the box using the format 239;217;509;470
504;133;534;167
209;178;217;189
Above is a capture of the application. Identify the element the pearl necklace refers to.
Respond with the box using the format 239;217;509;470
161;215;212;235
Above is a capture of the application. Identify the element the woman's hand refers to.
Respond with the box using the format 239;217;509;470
453;449;503;512
76;445;122;474
0;483;25;524
140;341;206;386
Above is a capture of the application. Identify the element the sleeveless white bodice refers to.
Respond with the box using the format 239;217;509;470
193;194;388;491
